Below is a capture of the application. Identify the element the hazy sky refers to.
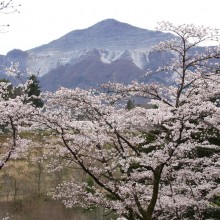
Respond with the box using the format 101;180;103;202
0;0;220;54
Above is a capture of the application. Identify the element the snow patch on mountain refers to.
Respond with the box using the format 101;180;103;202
99;49;150;70
130;50;150;69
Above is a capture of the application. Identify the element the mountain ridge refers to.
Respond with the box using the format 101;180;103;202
0;19;176;90
30;19;171;52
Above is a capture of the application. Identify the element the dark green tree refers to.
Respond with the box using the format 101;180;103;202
126;99;135;110
26;74;44;108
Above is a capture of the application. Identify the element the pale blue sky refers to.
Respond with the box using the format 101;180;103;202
0;0;219;54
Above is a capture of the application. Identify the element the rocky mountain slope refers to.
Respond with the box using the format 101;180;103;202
0;19;176;90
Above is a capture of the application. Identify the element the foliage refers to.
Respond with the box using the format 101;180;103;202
26;74;44;108
33;23;220;220
126;99;135;110
0;75;40;169
0;79;13;100
1;22;220;220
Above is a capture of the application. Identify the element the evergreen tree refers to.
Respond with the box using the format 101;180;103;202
27;74;44;108
126;99;135;110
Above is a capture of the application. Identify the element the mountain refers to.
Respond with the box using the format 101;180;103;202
0;19;176;90
41;49;146;91
31;19;173;52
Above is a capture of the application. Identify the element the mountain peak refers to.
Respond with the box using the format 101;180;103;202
93;18;121;26
87;18;146;33
30;19;174;53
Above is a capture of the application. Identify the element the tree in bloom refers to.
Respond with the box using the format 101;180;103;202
37;22;220;220
0;66;39;170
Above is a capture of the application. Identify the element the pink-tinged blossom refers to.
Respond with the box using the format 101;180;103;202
33;22;220;220
0;70;39;169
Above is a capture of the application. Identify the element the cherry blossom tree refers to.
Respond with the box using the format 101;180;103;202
0;66;39;170
37;22;220;220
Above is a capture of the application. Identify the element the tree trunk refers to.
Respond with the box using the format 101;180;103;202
143;164;164;220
